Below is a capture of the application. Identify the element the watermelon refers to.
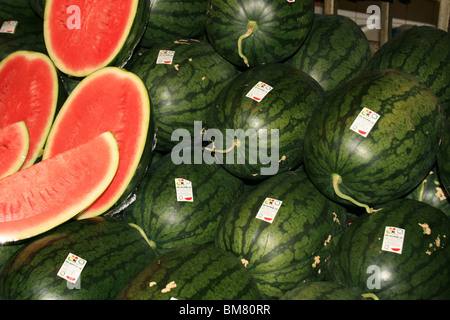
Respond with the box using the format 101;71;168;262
327;199;450;300
0;1;47;60
123;153;245;255
128;38;238;153
0;121;29;179
0;132;119;243
205;0;314;68
216;169;347;299
43;0;149;77
116;244;261;300
205;63;325;181
28;0;46;18
286;14;371;95
0;217;157;300
43;67;155;219
406;168;450;218
0;50;63;169
438;118;450;196
303;69;445;213
279;281;367;300
367;25;450;114
140;0;207;48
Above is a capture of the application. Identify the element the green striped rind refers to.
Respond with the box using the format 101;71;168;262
327;199;450;300
0;2;47;60
406;168;450;218
286;14;371;95
140;0;207;48
205;0;314;68
367;26;450;114
129;38;238;152
123;154;245;255
0;242;26;274
206;63;325;181
215;169;347;299
0;217;157;300
279;281;365;300
438;117;450;196
116;244;261;300
28;0;46;18
303;69;445;209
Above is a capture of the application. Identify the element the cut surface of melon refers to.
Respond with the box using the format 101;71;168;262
0;121;29;179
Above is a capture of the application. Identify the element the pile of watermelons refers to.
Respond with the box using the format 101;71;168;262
0;0;449;301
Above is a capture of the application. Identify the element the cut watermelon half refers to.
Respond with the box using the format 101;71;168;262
43;67;154;219
43;0;149;77
0;50;60;169
0;121;29;180
0;131;119;243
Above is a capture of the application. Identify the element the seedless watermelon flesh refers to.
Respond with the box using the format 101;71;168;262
0;50;59;169
43;67;152;219
44;0;148;77
0;132;119;243
0;121;29;179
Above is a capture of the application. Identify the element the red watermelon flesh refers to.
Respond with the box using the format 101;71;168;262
43;67;151;219
0;51;59;169
0;131;119;243
43;0;145;77
0;121;29;180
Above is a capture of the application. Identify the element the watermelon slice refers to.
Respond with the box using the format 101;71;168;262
43;67;154;219
0;131;119;243
0;50;61;169
43;0;149;77
0;121;29;179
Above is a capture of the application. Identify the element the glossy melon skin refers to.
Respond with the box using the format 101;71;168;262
0;217;157;300
43;0;150;77
205;0;314;68
327;199;450;300
303;69;445;212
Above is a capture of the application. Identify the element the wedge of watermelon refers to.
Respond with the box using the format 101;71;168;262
0;121;29;180
43;0;149;77
0;50;61;169
43;67;155;219
0;131;119;243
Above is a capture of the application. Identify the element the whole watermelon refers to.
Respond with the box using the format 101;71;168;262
327;199;450;300
286;13;371;95
303;69;445;213
216;169;347;299
128;38;238;152
116;244;261;300
438;117;450;196
367;25;450;114
206;63;325;181
0;217;157;300
123;153;245;255
140;0;207;48
205;0;314;68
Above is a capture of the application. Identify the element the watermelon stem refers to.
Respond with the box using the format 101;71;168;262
332;174;375;214
203;140;237;154
361;293;380;300
238;21;258;67
128;223;157;250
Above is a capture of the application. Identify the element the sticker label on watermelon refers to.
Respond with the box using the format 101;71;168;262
175;178;194;202
57;253;87;284
246;81;273;102
381;226;405;254
156;50;175;64
256;198;282;223
0;21;18;33
350;107;380;137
